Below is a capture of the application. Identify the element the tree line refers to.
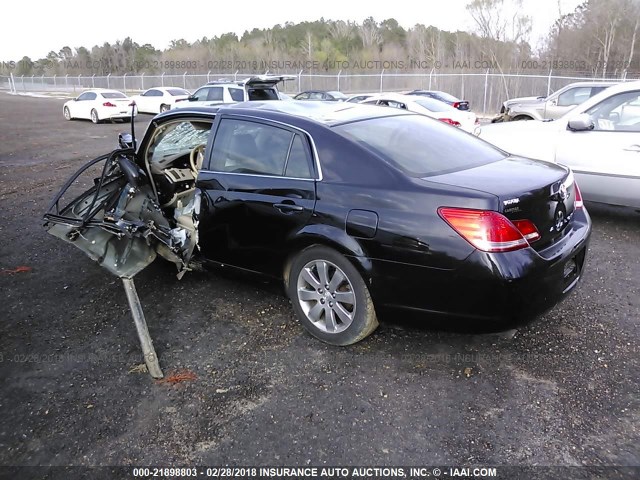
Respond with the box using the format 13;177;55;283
2;0;638;78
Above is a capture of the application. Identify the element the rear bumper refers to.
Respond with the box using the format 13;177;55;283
369;208;592;325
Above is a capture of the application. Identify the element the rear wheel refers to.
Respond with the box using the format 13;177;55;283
287;246;378;345
63;107;71;121
160;104;170;113
90;109;100;124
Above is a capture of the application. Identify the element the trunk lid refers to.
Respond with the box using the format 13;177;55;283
427;156;576;250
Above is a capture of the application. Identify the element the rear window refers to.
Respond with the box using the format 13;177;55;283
167;88;189;96
433;91;459;102
334;115;504;177
101;92;127;99
414;97;456;112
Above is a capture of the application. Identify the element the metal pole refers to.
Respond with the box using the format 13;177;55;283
183;71;187;89
161;72;165;87
337;69;341;91
123;73;127;93
207;70;211;83
298;69;303;93
483;69;489;115
121;278;164;379
53;74;56;87
429;68;434;90
234;70;238;82
92;74;95;88
547;69;552;97
107;73;111;89
9;72;15;93
380;69;385;92
141;72;144;91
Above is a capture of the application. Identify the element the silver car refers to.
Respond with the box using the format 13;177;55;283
480;81;640;209
498;82;617;122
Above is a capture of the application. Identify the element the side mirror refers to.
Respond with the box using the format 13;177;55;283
118;132;134;149
567;113;594;131
549;99;557;106
188;95;197;101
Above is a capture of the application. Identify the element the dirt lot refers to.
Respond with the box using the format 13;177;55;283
0;93;639;476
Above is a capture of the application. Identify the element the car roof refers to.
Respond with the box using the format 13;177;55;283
157;100;414;127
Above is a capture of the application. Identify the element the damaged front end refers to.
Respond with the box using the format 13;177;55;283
43;147;199;279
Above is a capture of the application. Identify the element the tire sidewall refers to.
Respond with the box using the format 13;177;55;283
287;245;377;346
91;109;99;124
63;107;71;120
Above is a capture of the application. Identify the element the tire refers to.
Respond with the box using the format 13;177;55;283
160;104;170;113
90;109;100;124
63;107;71;121
287;245;378;345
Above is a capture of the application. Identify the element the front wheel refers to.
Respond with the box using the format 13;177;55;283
160;104;170;113
90;109;100;124
287;246;378;345
63;106;71;121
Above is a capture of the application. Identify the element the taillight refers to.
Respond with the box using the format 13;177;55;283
438;207;536;252
512;219;541;242
452;102;460;109
574;181;583;209
103;102;117;107
439;118;461;127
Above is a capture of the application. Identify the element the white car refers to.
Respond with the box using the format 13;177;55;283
174;75;294;109
360;93;478;133
63;89;136;124
130;87;190;114
479;81;640;208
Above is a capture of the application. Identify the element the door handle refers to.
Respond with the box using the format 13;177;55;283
623;144;640;153
274;203;304;214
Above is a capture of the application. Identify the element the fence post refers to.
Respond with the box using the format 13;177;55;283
91;74;95;88
483;69;489;115
161;72;165;87
336;69;342;91
298;69;303;93
547;69;552;96
428;68;434;90
123;73;127;93
234;70;238;82
31;74;35;87
53;74;56;87
107;73;111;89
183;71;187;89
379;69;385;92
9;72;15;93
77;74;81;90
41;74;45;89
65;74;68;87
207;70;211;83
141;72;144;90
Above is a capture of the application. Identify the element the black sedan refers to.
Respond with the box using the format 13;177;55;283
44;102;591;345
406;90;470;111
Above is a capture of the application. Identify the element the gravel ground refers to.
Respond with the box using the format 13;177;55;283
0;93;638;478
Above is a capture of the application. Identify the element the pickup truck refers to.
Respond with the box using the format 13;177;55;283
493;81;616;122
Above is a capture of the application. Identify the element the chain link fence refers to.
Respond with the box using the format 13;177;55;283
1;70;635;115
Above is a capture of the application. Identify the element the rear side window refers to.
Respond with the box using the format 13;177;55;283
229;88;245;102
210;119;314;178
334;115;504;177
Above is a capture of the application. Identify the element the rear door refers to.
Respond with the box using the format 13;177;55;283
196;115;317;276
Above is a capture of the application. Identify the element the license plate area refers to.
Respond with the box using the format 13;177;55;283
562;247;586;293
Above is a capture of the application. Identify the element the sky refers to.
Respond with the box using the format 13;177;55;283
1;0;584;61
